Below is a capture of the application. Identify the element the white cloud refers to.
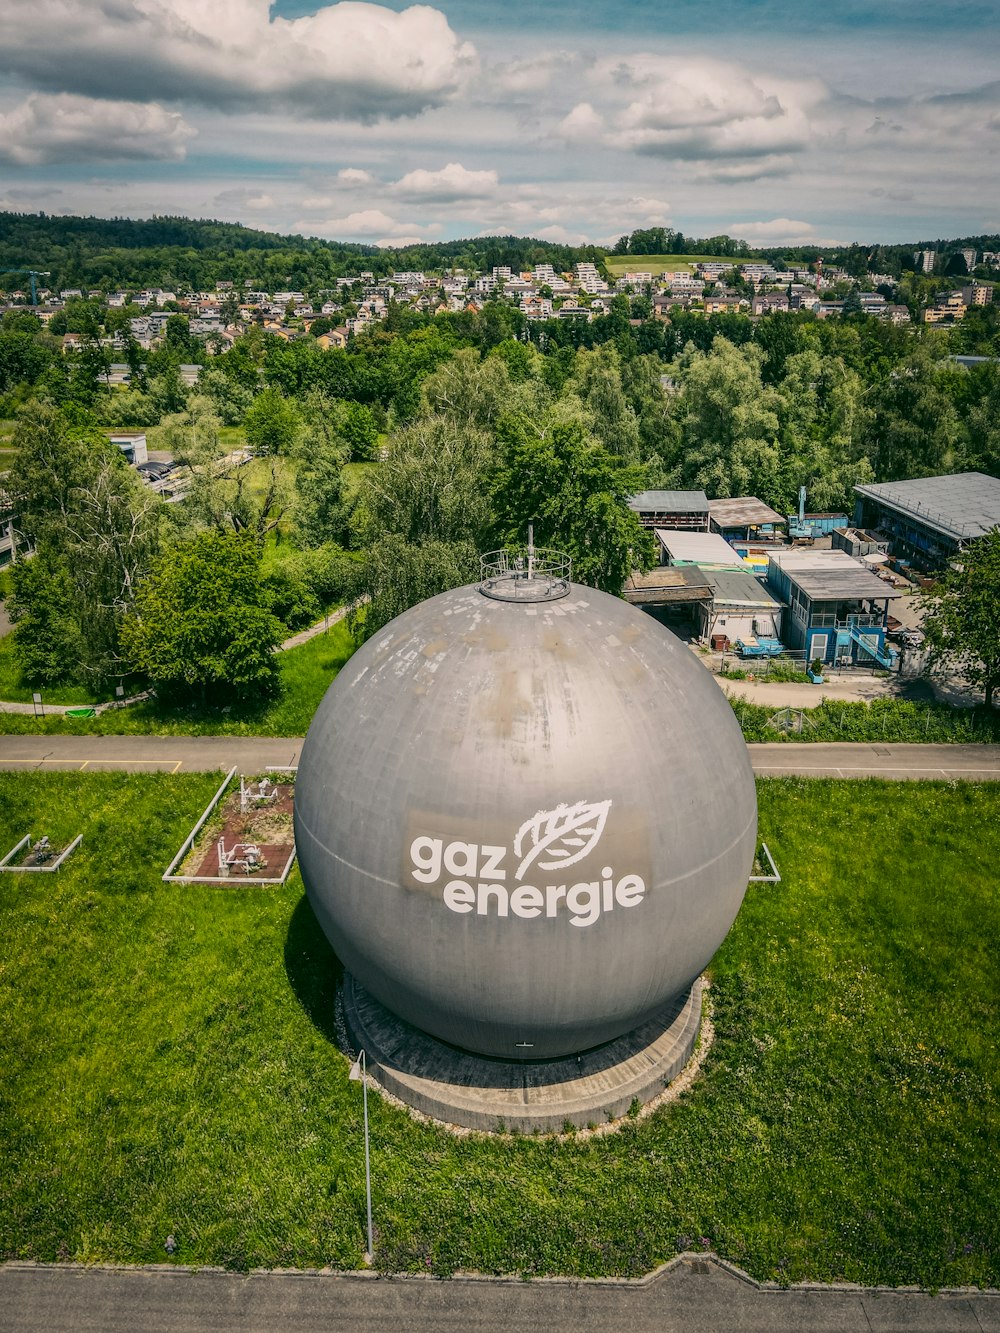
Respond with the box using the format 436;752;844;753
391;162;500;202
0;92;194;165
695;155;794;183
726;217;845;245
375;235;428;249
557;102;605;142
338;168;375;185
532;223;589;244
214;186;275;210
0;0;477;122
625;195;673;223
606;59;818;159
296;208;435;241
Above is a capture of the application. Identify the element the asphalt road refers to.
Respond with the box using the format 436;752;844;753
1;736;998;779
2;1258;998;1333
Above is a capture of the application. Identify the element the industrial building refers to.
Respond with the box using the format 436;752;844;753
699;568;784;647
654;529;747;569
766;550;900;667
707;496;786;542
628;490;709;532
622;564;711;612
853;472;1000;571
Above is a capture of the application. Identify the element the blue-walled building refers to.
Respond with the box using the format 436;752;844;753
854;472;1000;572
766;550;900;667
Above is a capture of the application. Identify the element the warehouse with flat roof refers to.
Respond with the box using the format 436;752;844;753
655;529;747;569
766;550;900;667
853;472;1000;570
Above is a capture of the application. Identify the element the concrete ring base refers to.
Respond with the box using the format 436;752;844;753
341;974;704;1133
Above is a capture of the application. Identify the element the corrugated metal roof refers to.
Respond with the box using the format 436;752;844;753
854;472;1000;541
707;496;785;527
706;569;783;607
768;549;901;600
628;490;709;512
656;530;746;566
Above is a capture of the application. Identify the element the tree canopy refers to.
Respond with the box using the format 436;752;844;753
921;532;1000;708
121;531;284;704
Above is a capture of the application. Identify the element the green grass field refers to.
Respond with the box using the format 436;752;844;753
0;620;355;732
603;255;739;277
1;774;997;1285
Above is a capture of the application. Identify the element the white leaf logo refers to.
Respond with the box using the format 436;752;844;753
513;800;612;881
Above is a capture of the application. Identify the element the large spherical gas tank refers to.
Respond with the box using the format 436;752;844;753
294;580;757;1060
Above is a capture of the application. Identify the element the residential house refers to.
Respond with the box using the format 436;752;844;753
923;291;966;323
961;283;991;306
704;289;747;314
752;291;790;315
315;327;349;350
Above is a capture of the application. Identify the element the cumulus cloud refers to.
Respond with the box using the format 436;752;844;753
338;167;376;185
375;234;428;249
726;217;845;245
532;223;590;244
391;162;500;202
606;59;817;159
296;208;435;241
625;195;673;222
0;92;194;165
0;0;477;122
557;102;605;142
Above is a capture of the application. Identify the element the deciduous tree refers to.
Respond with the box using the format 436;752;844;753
122;531;283;703
921;532;1000;709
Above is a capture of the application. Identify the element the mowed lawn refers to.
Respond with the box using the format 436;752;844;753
602;254;739;277
0;774;997;1285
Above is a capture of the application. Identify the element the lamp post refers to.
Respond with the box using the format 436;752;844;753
347;1049;373;1263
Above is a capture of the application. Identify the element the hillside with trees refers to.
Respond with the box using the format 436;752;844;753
0;212;997;707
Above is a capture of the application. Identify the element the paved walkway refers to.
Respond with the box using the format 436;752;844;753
278;604;351;651
2;1256;997;1332
717;673;907;706
0;737;998;779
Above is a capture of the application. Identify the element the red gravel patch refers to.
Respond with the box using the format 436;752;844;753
183;782;295;880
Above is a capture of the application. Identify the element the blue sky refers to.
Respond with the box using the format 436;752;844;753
0;0;997;250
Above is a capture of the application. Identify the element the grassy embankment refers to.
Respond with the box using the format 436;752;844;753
1;773;997;1284
0;620;355;733
602;255;740;278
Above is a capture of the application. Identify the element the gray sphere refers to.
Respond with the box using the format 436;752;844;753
295;581;757;1060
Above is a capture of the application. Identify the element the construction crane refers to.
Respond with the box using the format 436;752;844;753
0;268;51;306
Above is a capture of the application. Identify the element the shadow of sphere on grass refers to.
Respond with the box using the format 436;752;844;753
284;893;343;1045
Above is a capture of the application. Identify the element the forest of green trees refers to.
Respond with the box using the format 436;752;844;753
1;213;998;705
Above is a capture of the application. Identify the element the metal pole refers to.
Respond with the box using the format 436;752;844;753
348;1047;374;1262
361;1050;373;1262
